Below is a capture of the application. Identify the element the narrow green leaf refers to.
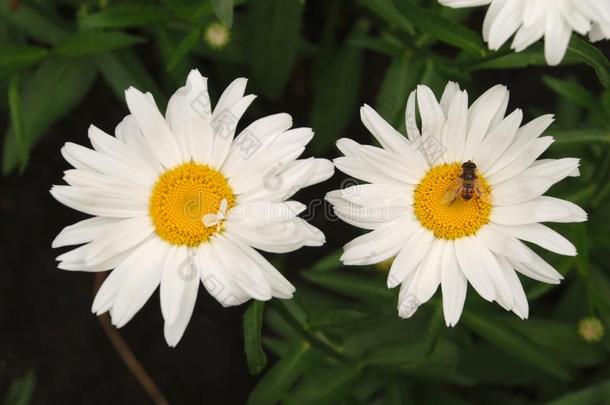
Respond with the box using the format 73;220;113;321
0;46;48;76
543;76;598;109
468;44;579;71
246;0;302;99
311;21;368;153
307;308;372;330
550;128;610;145
572;223;590;277
548;379;610;405
302;270;393;302
2;58;97;175
285;363;363;405
212;0;234;27
394;0;487;57
8;74;27;171
361;0;414;35
247;343;315;405
463;310;571;380
566;37;610;87
79;5;169;29
244;300;268;375
3;370;35;405
96;51;165;104
0;2;68;45
375;51;421;128
54;31;145;57
167;28;202;72
309;250;342;273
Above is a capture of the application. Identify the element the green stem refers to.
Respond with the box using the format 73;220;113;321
274;300;350;362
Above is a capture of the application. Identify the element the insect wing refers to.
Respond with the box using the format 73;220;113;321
474;181;492;204
442;178;463;205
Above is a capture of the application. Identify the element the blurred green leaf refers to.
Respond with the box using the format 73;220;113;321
244;300;268;375
468;44;579;71
285;363;363;405
79;5;169;29
309;250;342;273
566;37;610;87
3;370;35;405
167;28;202;72
246;0;302;99
543;76;598;110
395;0;487;58
0;2;68;45
572;223;590;278
2;57;97;175
54;31;145;57
361;0;414;35
463;310;571;380
302;270;393;302
247;343;316;405
96;51;166;105
551;128;610;145
375;51;421;128
307;308;372;330
212;0;234;27
7;73;27;171
547;379;610;405
0;46;48;76
311;21;368;153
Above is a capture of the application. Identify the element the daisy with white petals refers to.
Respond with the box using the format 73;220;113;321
327;82;586;326
51;69;333;346
438;0;610;65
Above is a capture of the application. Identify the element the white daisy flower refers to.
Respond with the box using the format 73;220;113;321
51;69;334;346
327;82;586;326
438;0;610;65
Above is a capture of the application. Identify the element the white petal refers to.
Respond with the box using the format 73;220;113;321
387;225;435;288
52;217;117;248
110;238;170;328
199;243;249;307
341;219;411;266
440;240;467;327
499;223;576;256
491;196;588;225
454;237;495;302
160;245;189;325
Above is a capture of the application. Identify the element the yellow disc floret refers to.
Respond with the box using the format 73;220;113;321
413;163;492;240
149;162;235;247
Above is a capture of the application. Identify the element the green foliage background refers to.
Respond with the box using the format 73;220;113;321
2;0;610;404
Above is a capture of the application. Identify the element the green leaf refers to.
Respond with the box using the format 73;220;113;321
307;308;372;330
550;128;610;145
309;250;342;273
7;74;27;171
543;76;598;110
311;21;368;153
572;223;590;277
285;363;363;405
247;343;315;405
0;2;68;45
212;0;234;27
566;37;610;87
167;28;202;72
3;370;35;405
462;310;571;380
2;57;97;175
547;379;610;405
394;0;487;58
375;51;421;128
79;5;169;29
246;0;302;99
302;270;394;302
244;300;268;375
467;44;579;71
54;31;145;57
96;51;165;104
361;0;414;35
0;46;48;76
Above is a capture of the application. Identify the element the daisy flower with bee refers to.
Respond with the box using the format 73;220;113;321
326;82;586;325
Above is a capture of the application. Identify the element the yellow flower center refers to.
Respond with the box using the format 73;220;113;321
413;163;492;240
149;162;235;247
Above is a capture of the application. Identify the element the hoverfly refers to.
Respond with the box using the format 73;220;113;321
442;161;490;205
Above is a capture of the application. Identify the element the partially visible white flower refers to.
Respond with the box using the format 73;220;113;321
204;22;231;49
51;69;334;347
438;0;610;65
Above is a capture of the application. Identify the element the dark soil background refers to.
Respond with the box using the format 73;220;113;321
1;5;608;404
